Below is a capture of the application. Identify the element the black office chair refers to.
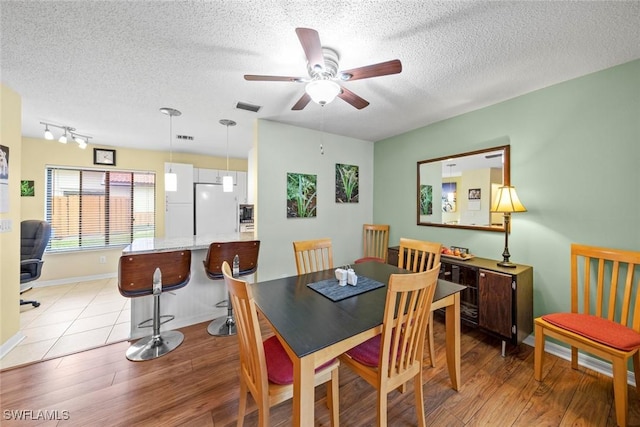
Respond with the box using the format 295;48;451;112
20;220;51;308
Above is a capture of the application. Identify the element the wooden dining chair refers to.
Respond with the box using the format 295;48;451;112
222;261;340;427
354;224;390;264
339;264;440;427
398;237;442;367
292;238;333;274
534;244;640;427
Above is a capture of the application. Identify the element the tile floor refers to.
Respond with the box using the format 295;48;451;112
0;277;131;370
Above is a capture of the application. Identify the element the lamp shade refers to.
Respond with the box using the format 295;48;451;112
305;80;341;105
491;186;527;213
222;175;233;192
165;172;177;192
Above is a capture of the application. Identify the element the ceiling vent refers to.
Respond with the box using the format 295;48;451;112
236;101;261;113
176;135;194;141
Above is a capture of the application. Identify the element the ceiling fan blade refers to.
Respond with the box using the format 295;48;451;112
338;86;370;110
295;28;325;69
291;93;312;110
340;59;402;81
244;75;303;82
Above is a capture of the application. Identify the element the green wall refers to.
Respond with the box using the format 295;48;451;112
374;59;640;317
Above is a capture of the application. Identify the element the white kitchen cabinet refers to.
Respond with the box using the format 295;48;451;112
164;162;194;204
236;171;247;203
165;202;194;238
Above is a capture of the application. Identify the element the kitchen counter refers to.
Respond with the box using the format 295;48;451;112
124;232;256;339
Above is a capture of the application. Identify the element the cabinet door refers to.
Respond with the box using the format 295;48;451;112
165;162;194;204
478;269;513;338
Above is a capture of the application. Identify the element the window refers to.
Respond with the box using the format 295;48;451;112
45;167;155;251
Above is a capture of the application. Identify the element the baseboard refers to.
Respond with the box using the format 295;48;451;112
522;335;636;386
0;332;26;359
29;273;118;288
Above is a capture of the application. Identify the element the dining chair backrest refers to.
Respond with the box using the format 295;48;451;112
381;265;439;381
355;224;390;264
339;263;440;427
293;238;334;274
398;237;442;272
221;261;270;411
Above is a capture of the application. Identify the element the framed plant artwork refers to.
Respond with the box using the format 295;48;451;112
287;172;317;218
21;180;35;197
335;163;359;203
419;185;432;215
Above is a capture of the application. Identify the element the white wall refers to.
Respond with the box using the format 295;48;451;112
255;120;374;281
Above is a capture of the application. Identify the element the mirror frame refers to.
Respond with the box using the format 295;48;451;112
416;144;510;232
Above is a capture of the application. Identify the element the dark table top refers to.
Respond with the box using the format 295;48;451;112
251;261;465;358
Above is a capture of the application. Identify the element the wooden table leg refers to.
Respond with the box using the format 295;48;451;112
293;354;315;426
445;293;461;391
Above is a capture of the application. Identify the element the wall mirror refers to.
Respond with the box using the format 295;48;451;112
417;144;510;232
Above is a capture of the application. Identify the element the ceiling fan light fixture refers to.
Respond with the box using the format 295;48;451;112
305;80;340;106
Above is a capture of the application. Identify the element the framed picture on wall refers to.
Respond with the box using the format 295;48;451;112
286;172;317;218
335;163;359;203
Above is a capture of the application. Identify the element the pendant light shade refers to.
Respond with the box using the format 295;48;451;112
220;119;236;193
161;107;182;192
222;175;233;192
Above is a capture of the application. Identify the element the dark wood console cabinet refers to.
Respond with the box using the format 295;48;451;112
388;246;533;355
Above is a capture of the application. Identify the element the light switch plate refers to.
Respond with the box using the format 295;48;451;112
0;219;13;233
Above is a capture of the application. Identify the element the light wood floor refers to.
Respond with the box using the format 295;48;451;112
2;316;639;426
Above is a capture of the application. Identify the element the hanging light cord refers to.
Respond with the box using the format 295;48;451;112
169;115;173;170
226;124;230;172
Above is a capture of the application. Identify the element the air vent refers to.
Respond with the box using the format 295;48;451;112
485;153;502;159
176;135;194;141
236;101;261;113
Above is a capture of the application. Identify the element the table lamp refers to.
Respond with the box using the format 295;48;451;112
491;186;527;268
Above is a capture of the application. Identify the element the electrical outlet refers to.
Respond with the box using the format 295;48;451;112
99;256;106;264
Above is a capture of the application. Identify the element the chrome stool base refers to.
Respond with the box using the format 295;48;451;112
207;316;236;336
126;330;185;361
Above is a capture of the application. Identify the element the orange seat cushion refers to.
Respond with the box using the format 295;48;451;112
542;313;640;352
354;257;385;264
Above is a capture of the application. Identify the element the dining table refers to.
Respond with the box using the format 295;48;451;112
250;260;465;427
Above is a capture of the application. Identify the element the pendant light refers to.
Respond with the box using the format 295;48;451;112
160;107;181;192
219;119;236;193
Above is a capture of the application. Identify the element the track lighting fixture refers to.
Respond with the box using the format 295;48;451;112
40;122;92;149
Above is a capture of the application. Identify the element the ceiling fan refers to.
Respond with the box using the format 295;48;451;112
244;28;402;110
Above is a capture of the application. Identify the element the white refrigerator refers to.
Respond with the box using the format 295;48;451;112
194;183;238;236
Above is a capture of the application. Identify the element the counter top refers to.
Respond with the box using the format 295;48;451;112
123;233;256;255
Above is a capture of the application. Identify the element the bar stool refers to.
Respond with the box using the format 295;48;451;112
118;250;191;361
203;240;260;336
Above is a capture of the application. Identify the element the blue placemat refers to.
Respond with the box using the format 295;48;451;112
307;276;385;302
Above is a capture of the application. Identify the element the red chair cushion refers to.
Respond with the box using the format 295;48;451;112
345;334;381;366
263;336;336;385
354;257;385;264
542;313;640;352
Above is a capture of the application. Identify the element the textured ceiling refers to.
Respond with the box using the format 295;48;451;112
2;1;639;159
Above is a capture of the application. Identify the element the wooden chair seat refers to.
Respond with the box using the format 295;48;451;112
534;243;640;427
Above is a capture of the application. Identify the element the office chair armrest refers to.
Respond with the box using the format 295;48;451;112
21;258;44;277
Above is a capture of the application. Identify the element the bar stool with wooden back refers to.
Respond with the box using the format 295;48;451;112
202;240;260;336
118;250;191;361
398;237;442;368
292;238;333;274
354;224;390;264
